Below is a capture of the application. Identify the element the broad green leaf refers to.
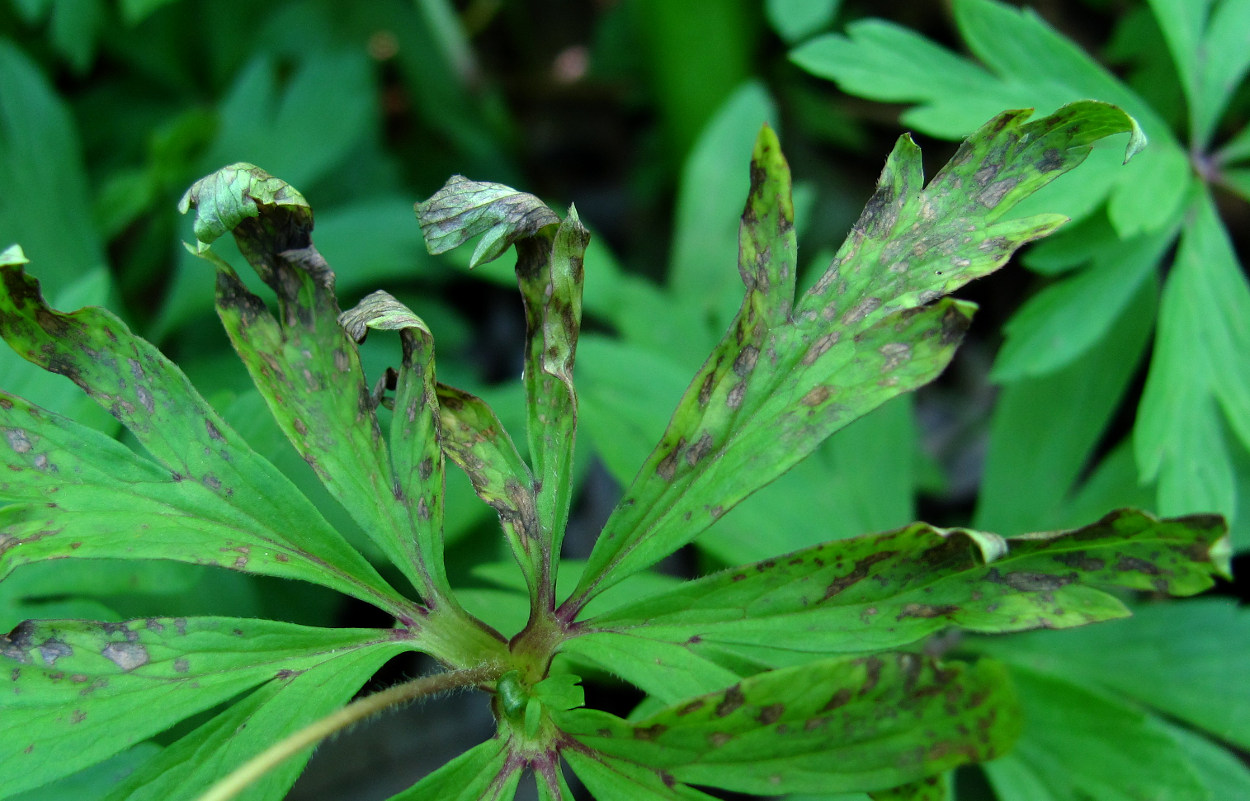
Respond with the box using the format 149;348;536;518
101;647;396;801
990;222;1171;380
1164;722;1250;801
981;667;1205;801
0;268;404;612
791;0;1180;236
869;775;949;801
765;0;839;43
971;599;1250;750
0;617;407;798
0;42;106;299
587;510;1228;660
563;749;716;801
1137;187;1249;523
8;743;162;801
555;654;1019;795
386;739;518;801
570;101;1143;606
181;164;438;602
560;633;741;705
976;275;1157;534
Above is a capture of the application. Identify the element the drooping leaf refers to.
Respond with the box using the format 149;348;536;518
556;654;1020;795
415;176;559;269
981;666;1206;801
567;102;1143;608
0;617;409;797
0;264;405;613
584;510;1228;662
100;647;397;801
385;739;518;801
180;164;441;603
972;599;1250;750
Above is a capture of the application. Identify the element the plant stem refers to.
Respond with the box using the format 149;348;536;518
193;664;500;801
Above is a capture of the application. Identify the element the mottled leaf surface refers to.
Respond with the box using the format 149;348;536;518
0;267;402;611
182;164;437;600
0;617;409;797
586;510;1228;659
415;176;559;269
556;654;1019;795
570;103;1141;607
101;647;396;801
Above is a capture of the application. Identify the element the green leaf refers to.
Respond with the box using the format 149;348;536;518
976;274;1157;534
0;267;403;612
563;749;716;801
569;102;1142;606
1137;187;1250;522
560;633;742;705
990;222;1172;381
765;0;840;44
101;647;396;801
386;739;519;801
586;510;1228;661
8;743;162;801
415;176;559;269
1164;722;1250;801
181;164;439;603
869;774;949;801
971;599;1250;750
791;0;1180;236
555;654;1020;795
0;617;408;798
981;666;1206;801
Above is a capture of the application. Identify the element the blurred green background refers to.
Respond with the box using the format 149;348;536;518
2;1;1248;799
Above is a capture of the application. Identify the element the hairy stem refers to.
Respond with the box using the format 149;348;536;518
193;664;501;801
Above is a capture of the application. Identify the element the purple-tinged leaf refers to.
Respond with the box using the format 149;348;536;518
415;176;559;269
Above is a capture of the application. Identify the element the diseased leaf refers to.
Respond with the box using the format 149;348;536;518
181;164;441;604
556;654;1020;795
869;774;949;801
386;739;518;801
101;647;396;801
0;617;409;797
568;102;1143;608
0;267;405;613
415;176;559;269
585;510;1228;661
981;666;1206;801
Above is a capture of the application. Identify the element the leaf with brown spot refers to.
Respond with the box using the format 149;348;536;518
0;617;408;797
586;509;1228;663
570;103;1142;607
555;653;1019;795
182;165;438;603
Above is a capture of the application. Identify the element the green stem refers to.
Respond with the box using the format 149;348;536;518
193;664;500;801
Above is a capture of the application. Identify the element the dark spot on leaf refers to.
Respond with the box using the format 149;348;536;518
715;685;744;717
102;642;149;672
656;439;683;481
822;551;896;600
685;432;713;467
171;471;184;482
823;688;852;712
1115;556;1160;574
897;603;959;620
0;397;11;410
660;771;676;788
858;656;884;697
418;457;435;480
135;386;155;413
274;552;289;562
634;723;667;741
203;474;222;491
801;332;839;365
1054;552;1106;571
677;699;705;716
707;732;733;748
144;619;164;632
1038;147;1065;172
733;346;759;377
800;386;830;407
727;380;747;410
4;429;31;454
71;710;86;724
697;372;716;406
417;498;431;521
940;305;970;345
37;638;72;666
758;703;785;725
841;297;882;325
174;658;189;673
879;343;911;371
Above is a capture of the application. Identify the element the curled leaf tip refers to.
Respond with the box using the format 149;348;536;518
179;163;311;253
414;175;560;267
1;244;28;267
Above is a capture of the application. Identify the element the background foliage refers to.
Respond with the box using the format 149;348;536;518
1;1;1247;799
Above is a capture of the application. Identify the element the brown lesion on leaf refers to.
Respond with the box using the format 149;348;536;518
173;658;190;673
879;343;911;372
697;371;716;407
101;641;149;672
822;687;853;712
633;723;668;741
858;656;884;698
685;431;714;467
656;437;685;481
418;457;435;480
715;684;745;717
37;638;73;666
822;550;897;601
4;428;32;454
707;731;734;748
1115;555;1162;575
757;703;785;725
801;331;840;366
677;698;706;716
732;345;760;377
841;297;882;326
897;603;959;621
727;379;748;410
